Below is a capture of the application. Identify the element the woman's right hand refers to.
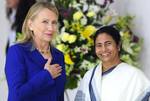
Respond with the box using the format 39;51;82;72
44;58;62;79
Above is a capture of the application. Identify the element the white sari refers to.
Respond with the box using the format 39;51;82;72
75;62;150;101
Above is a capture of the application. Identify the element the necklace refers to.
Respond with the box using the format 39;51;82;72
37;47;50;55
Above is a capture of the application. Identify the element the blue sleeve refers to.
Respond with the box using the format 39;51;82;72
5;46;55;100
56;53;66;101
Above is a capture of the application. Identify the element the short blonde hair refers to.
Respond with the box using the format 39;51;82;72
19;1;59;43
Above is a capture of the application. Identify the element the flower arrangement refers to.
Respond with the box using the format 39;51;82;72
50;0;143;89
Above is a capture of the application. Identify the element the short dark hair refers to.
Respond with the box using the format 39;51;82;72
94;25;121;46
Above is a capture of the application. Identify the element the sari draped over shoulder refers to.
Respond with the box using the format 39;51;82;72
75;62;150;101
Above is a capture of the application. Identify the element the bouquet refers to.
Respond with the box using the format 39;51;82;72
48;0;142;89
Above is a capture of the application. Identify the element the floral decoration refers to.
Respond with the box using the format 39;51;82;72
47;0;142;89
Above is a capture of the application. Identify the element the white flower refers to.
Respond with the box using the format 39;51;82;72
80;60;97;70
80;17;87;25
95;0;105;5
106;8;118;17
86;11;96;17
68;35;77;44
73;11;84;21
61;32;70;42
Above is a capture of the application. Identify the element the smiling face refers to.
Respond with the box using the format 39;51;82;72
95;33;120;65
28;8;58;43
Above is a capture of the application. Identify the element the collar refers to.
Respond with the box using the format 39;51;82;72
19;41;53;52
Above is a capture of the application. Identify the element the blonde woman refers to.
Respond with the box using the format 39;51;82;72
5;2;66;101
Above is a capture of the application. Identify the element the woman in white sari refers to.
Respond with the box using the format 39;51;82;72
75;26;150;101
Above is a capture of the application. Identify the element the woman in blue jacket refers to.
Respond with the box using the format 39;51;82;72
5;2;66;101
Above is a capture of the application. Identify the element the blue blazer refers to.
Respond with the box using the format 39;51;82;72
5;42;66;101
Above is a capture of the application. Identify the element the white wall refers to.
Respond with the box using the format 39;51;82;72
0;0;9;100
